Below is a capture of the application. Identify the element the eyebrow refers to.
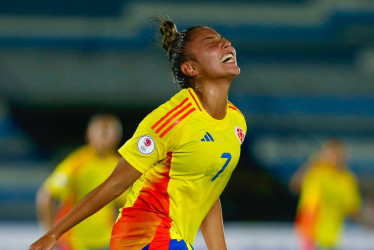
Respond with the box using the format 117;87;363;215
202;36;216;42
201;35;224;43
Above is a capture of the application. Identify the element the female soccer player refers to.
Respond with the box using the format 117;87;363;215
36;114;125;250
291;139;361;250
30;19;247;250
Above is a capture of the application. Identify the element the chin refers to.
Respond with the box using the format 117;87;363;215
235;66;241;75
230;66;241;77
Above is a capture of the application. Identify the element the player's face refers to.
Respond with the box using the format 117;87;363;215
87;117;122;154
188;27;240;81
320;143;345;167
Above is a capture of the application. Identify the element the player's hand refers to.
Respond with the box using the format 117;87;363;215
29;234;57;250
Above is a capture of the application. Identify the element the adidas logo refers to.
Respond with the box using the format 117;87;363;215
201;132;214;142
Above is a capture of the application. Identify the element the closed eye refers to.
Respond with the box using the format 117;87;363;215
202;35;223;46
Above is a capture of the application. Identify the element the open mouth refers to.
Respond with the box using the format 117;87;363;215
220;53;235;63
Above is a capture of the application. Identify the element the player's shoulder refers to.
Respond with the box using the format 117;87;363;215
158;88;201;113
143;88;201;138
55;145;92;170
65;145;93;160
227;100;246;128
342;168;359;182
227;100;243;115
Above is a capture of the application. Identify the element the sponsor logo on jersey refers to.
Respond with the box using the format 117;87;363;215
201;132;214;142
235;126;245;144
137;135;155;155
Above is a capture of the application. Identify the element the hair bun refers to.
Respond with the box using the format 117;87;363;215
160;20;179;56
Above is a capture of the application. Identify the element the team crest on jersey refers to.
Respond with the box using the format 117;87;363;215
235;126;245;144
137;135;155;155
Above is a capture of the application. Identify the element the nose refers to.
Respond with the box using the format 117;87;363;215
222;39;231;49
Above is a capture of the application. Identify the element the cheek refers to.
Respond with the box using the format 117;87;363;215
196;48;216;62
198;52;220;71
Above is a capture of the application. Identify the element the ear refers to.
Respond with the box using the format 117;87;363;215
181;61;199;77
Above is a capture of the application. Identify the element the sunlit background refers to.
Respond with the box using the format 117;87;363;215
1;0;374;249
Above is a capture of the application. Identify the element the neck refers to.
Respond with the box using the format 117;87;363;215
194;79;230;120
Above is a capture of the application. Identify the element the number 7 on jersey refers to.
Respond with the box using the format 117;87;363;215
211;153;232;181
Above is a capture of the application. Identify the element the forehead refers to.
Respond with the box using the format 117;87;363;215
191;27;221;41
89;116;120;128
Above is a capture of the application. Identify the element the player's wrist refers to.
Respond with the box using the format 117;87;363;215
45;229;60;241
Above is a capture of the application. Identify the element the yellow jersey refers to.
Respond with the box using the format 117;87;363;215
44;145;125;250
295;161;361;248
111;88;247;249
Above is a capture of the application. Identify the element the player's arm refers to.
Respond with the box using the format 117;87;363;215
200;198;227;250
29;157;142;250
35;187;57;231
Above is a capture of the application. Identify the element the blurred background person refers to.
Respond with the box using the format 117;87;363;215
290;139;362;250
36;113;126;250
